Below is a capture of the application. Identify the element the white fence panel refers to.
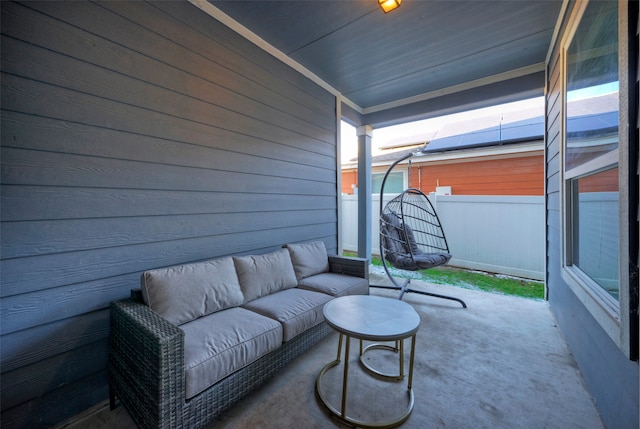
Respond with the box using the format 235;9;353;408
436;195;545;280
576;192;619;291
341;194;545;280
341;193;394;258
341;195;360;252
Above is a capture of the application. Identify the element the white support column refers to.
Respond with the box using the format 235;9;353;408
356;125;373;260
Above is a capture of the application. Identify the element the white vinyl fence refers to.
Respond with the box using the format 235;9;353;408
341;194;545;281
576;192;619;292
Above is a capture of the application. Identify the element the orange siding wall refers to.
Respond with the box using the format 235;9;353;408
343;154;545;196
342;169;358;194
410;155;544;196
579;167;619;193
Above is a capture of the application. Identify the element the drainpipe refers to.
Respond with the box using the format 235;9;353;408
356;125;373;261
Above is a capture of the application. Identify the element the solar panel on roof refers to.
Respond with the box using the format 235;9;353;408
423;116;544;152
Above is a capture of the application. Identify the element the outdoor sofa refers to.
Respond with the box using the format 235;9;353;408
108;241;369;429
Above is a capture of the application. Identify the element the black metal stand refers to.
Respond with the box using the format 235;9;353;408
371;258;467;308
372;150;467;309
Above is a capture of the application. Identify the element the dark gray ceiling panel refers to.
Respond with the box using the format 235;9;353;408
211;0;563;115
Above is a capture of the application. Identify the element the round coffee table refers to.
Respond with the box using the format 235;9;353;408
316;295;420;428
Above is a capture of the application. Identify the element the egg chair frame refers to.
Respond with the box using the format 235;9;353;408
371;151;467;308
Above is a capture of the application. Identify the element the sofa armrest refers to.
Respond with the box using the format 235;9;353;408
109;299;185;429
328;255;369;280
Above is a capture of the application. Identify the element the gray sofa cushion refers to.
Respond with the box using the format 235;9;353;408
181;307;283;399
141;257;244;325
233;249;298;302
286;241;330;281
242;288;331;341
298;272;369;297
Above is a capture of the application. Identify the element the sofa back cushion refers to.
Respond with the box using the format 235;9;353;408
285;241;330;281
233;249;298;302
141;257;244;325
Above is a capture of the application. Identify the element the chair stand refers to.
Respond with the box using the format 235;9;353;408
371;261;467;308
371;282;467;308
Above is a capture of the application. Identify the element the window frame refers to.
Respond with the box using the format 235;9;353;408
559;0;633;357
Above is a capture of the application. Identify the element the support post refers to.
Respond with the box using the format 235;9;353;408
356;125;373;261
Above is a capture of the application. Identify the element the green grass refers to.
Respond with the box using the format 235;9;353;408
345;251;545;300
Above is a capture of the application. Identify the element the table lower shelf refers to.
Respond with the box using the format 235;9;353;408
315;334;416;429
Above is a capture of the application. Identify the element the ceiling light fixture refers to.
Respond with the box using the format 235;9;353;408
378;0;401;13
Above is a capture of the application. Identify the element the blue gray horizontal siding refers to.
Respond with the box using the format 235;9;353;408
0;1;337;427
545;3;638;428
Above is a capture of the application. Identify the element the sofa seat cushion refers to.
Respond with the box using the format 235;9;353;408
141;257;244;326
242;288;331;341
233;249;298;302
285;241;330;281
181;307;283;399
298;272;369;297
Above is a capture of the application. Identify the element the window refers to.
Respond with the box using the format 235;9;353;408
372;171;404;194
562;0;632;354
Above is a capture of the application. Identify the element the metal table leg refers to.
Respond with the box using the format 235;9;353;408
316;334;416;429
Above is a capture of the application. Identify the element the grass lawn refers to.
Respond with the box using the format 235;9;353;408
345;252;545;300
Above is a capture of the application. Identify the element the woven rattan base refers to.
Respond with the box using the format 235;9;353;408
110;298;332;429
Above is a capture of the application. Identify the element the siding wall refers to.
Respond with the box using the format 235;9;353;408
545;2;639;428
342;153;544;196
0;1;337;427
410;154;544;196
341;170;359;195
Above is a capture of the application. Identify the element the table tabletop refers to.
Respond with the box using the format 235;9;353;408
322;295;420;341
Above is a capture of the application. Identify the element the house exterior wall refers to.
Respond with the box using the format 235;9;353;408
0;1;338;427
342;170;359;195
342;153;544;196
409;154;544;195
545;2;638;428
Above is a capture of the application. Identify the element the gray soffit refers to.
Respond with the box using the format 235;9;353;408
208;0;563;119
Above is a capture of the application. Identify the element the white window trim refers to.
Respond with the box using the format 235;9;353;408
559;0;633;357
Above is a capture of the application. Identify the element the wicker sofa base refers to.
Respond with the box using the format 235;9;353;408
182;321;332;428
109;252;368;429
109;297;333;429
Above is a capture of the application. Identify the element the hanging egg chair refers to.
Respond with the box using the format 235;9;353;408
372;152;467;308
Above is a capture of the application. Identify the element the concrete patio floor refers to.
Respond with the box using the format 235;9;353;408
59;276;603;429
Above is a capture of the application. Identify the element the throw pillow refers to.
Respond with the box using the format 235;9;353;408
285;241;330;280
233;248;298;302
141;257;244;325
